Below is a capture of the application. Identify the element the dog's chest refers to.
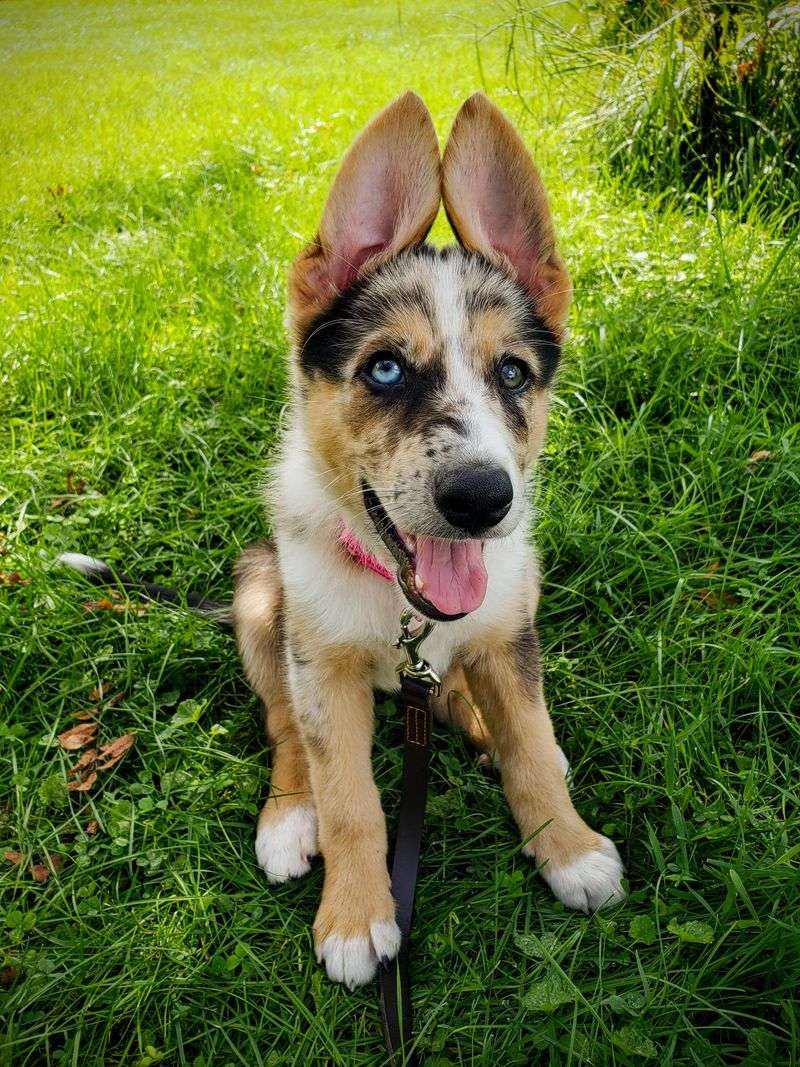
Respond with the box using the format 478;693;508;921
369;624;466;694
277;525;532;692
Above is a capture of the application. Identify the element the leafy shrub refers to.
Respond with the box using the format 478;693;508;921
495;1;800;219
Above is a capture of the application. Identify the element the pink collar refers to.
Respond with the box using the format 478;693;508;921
338;525;395;582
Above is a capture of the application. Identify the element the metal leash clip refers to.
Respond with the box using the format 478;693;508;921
395;609;441;695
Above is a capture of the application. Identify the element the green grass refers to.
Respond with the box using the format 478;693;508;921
1;2;799;1065
493;0;800;222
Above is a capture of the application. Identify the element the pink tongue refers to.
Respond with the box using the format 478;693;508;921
413;536;487;616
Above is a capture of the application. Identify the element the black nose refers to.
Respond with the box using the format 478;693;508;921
434;464;513;534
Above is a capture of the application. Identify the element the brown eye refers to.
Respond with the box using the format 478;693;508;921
498;357;530;392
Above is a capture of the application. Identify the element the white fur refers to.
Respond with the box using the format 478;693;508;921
539;836;625;913
430;258;526;528
316;918;402;989
57;552;110;578
273;429;533;695
557;745;571;780
255;804;318;884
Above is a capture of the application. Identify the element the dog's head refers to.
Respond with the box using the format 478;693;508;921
287;92;571;621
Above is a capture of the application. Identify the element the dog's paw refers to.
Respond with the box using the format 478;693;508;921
313;881;400;989
540;836;625;913
255;803;318;884
315;918;401;990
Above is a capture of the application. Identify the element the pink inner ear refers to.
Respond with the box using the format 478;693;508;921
478;170;540;291
325;163;404;294
327;241;384;293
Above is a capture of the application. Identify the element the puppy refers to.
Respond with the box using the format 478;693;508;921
233;92;624;990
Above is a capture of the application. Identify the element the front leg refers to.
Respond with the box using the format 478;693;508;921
287;640;400;988
463;627;625;912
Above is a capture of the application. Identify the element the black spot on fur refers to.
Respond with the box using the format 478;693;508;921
518;305;561;386
304;732;328;759
298;274;372;379
370;361;449;429
496;383;529;438
464;254;562;386
514;623;541;693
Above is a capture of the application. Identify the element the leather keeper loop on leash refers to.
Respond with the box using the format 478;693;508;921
379;611;440;1065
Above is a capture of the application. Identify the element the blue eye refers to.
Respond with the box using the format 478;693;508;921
365;354;404;387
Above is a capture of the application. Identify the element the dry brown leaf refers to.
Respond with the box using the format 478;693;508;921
69;751;96;772
705;560;721;576
67;758;97;790
747;449;772;472
67;749;97;777
88;681;110;702
737;58;757;81
0;571;30;586
86;820;99;835
58;722;97;750
67;771;97;793
66;471;87;495
31;855;62;880
105;691;125;708
0;965;18;989
4;851;23;865
49;471;89;511
699;588;739;609
71;709;97;721
81;598;146;616
96;732;136;770
82;598;121;613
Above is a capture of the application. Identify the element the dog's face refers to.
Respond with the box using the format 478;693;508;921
288;93;571;620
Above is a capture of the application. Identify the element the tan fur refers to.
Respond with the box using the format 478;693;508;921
233;545;313;822
461;637;602;868
434;666;495;755
234;93;623;987
295;259;556;539
232;545;497;950
294;645;397;949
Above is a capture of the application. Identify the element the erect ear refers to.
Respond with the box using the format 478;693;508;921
289;92;441;333
442;92;571;338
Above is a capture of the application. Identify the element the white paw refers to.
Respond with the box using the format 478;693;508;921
541;837;625;913
316;919;402;989
255;803;318;884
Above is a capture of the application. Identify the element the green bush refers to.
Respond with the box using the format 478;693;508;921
496;1;800;219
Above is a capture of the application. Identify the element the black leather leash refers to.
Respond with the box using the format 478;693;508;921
379;611;441;1066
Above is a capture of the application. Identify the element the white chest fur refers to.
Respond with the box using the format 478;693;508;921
270;433;537;688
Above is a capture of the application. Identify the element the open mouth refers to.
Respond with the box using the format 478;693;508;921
361;481;488;622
